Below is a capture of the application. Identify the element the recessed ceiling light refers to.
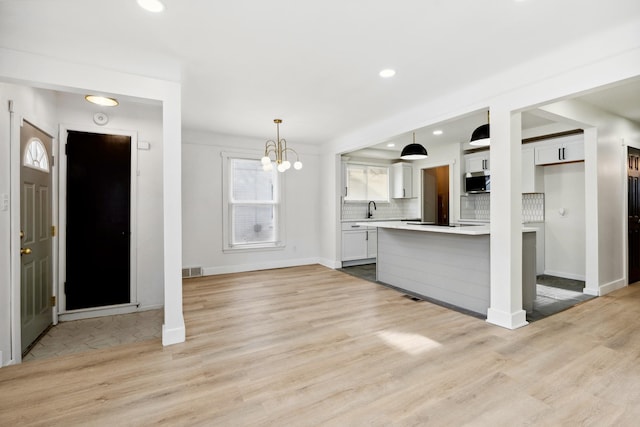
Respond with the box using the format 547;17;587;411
379;69;396;78
387;143;395;147
137;0;165;13
432;130;443;135
85;95;119;107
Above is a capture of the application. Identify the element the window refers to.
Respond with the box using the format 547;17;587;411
344;164;389;201
222;155;283;251
23;138;50;172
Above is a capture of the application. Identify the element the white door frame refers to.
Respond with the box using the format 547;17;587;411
10;114;58;364
58;124;138;320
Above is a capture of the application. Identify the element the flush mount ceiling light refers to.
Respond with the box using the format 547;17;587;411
432;130;443;136
470;111;490;146
379;69;396;78
261;119;302;173
400;132;428;160
137;0;165;12
386;143;396;147
85;95;119;107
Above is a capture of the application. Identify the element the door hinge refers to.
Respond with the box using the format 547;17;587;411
51;225;56;237
51;296;56;307
51;155;55;167
65;143;68;155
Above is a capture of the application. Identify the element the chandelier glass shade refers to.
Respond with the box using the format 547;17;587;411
261;119;302;172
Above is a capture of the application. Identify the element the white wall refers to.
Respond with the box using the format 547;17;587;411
181;130;323;274
1;47;185;362
539;99;640;293
544;162;586;280
55;92;165;308
0;83;58;366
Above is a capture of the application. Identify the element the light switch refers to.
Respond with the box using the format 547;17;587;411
0;193;8;212
137;141;151;150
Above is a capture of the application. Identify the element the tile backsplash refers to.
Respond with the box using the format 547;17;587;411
461;193;545;223
342;198;420;220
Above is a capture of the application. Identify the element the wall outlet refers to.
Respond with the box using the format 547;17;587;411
0;193;8;212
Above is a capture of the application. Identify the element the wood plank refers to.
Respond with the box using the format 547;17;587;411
1;265;640;425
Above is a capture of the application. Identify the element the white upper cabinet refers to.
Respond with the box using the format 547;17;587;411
464;151;490;174
391;162;413;198
521;147;544;193
534;135;584;166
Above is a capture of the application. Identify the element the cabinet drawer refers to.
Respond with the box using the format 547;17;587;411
342;222;368;231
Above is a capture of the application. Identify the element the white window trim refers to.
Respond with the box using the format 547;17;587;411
221;151;286;252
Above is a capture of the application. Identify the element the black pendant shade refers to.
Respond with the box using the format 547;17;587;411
469;112;491;146
400;132;428;160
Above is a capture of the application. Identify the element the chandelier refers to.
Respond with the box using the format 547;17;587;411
261;119;302;172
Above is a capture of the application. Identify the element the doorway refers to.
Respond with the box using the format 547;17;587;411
628;147;640;283
64;130;133;310
421;165;450;225
20;121;54;354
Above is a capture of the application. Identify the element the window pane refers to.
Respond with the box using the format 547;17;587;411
232;205;276;244
23;138;50;172
345;165;367;201
232;159;274;202
368;166;389;200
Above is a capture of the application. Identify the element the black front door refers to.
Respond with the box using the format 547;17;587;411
66;131;131;310
628;147;640;284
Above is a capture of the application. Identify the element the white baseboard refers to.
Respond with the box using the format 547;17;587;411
543;269;586;281
486;308;528;330
162;323;186;346
594;277;626;296
202;257;325;276
318;258;342;269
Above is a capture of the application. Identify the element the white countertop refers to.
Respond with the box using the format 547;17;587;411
342;217;419;222
358;221;537;236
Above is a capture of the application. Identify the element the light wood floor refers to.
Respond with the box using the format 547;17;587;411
2;264;640;426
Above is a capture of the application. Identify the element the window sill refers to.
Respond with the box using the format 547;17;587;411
223;243;286;254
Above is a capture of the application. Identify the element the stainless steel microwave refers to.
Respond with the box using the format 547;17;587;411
465;173;490;193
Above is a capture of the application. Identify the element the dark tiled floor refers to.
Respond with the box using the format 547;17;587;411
338;263;595;322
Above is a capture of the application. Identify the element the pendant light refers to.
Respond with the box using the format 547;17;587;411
261;119;302;172
470;111;490;146
400;132;428;160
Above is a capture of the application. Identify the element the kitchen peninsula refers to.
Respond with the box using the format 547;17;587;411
358;221;537;316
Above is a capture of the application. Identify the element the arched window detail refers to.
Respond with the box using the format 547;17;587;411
24;138;50;172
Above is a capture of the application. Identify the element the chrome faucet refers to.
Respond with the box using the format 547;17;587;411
367;200;377;218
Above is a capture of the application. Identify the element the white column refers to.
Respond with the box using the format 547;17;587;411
162;85;186;345
583;127;600;295
486;109;528;329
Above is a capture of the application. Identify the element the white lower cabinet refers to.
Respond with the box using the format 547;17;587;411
342;230;368;261
367;229;377;258
341;222;377;262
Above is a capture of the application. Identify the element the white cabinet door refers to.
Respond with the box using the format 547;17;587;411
342;230;368;261
366;229;377;258
464;152;490;173
521;147;543;193
535;137;584;165
392;163;412;198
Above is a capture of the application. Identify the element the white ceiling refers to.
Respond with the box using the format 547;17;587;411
1;0;639;147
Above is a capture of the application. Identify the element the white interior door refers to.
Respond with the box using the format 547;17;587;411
20;120;54;354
